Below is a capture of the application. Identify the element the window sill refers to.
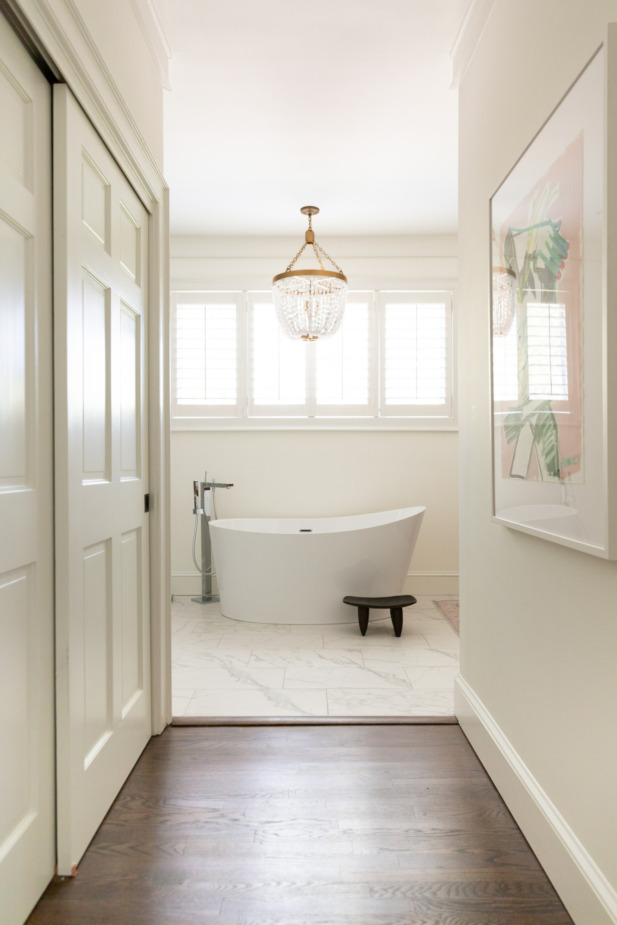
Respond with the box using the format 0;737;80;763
171;416;458;433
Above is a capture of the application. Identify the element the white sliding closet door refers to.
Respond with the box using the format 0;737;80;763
54;84;152;875
0;13;55;924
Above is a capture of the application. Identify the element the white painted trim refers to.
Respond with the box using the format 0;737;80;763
172;570;459;599
127;0;171;90
12;0;166;207
405;571;458;596
171;572;217;597
147;190;172;732
9;0;171;733
171;419;459;433
170;234;460;260
455;676;617;925
449;0;496;88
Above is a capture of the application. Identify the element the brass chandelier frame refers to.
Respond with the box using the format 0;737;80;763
272;206;348;286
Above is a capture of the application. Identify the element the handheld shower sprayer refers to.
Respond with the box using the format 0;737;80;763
193;480;202;515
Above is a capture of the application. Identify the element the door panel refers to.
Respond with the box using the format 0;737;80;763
0;12;54;924
54;84;151;875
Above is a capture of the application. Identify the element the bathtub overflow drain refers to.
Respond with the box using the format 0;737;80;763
299;528;312;532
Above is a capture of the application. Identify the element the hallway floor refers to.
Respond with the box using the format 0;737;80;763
27;725;573;924
172;595;459;718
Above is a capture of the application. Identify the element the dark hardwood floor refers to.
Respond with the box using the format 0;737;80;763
27;725;573;924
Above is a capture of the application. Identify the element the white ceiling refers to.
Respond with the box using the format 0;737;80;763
159;0;468;237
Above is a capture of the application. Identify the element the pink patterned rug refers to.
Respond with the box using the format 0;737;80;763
433;599;459;633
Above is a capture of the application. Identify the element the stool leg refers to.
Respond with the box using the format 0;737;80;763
358;605;369;636
390;607;403;637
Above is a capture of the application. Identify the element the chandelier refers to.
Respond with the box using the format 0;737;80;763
272;206;348;341
492;265;517;337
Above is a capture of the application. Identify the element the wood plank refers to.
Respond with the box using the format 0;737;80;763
26;725;573;924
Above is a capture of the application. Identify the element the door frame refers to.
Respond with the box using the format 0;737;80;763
1;0;172;733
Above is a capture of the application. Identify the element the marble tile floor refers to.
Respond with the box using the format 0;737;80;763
172;594;459;718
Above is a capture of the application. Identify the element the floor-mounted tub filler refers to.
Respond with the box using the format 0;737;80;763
191;473;233;603
209;506;425;625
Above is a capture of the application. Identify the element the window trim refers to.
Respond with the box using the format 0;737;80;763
171;286;458;432
172;290;243;418
378;291;454;419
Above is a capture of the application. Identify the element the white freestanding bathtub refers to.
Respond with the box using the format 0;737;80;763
209;506;425;624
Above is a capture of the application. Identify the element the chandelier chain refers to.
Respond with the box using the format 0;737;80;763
314;241;344;274
311;243;326;271
286;240;310;272
285;211;344;274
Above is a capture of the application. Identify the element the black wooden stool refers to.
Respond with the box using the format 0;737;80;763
343;594;417;637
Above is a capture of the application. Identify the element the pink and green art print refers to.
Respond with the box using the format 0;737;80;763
492;132;583;485
490;42;617;557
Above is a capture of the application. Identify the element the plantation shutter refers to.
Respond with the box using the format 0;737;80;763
527;302;568;400
314;295;375;415
248;296;307;415
492;314;519;403
172;292;241;417
493;302;569;406
171;289;456;425
380;293;452;417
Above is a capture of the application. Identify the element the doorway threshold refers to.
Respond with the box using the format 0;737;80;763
171;715;458;726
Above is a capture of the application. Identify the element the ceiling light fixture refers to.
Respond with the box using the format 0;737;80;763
492;265;517;337
272;206;348;341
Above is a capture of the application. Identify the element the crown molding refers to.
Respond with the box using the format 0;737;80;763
7;0;166;207
450;0;496;88
128;0;171;90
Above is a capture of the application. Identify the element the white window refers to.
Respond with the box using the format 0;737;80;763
172;289;455;428
248;296;307;415
379;293;452;417
172;292;242;417
527;302;568;400
492;313;519;403
492;301;569;405
246;293;374;417
314;295;375;416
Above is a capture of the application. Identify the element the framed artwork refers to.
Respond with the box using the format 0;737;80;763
490;34;617;558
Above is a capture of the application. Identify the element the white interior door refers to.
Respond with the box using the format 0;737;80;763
0;13;55;924
54;84;151;875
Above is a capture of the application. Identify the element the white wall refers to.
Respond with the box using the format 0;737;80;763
456;3;617;923
12;0;168;173
66;0;167;167
171;235;459;596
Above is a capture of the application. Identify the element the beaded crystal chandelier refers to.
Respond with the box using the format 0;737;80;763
492;265;517;337
272;206;348;341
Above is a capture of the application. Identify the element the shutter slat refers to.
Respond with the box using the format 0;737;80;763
173;291;454;423
383;301;447;406
174;300;238;408
250;302;306;405
315;303;370;406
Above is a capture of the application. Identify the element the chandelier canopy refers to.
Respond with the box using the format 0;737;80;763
272;206;348;341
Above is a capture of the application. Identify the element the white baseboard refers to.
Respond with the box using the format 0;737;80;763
455;676;617;925
405;571;459;596
171;570;459;599
172;572;218;597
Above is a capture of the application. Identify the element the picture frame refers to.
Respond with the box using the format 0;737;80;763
490;32;617;558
